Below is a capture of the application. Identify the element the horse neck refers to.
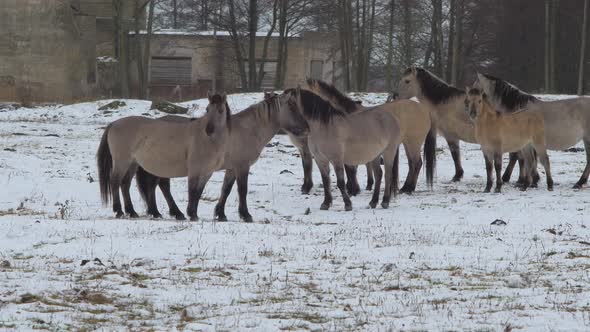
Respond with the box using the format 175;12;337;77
238;102;280;139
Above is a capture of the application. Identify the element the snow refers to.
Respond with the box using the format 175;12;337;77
1;93;590;331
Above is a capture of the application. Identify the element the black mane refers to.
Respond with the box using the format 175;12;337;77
405;67;464;105
289;89;348;124
481;73;539;110
306;78;358;113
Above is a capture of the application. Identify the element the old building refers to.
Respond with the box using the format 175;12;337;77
130;30;342;101
0;1;341;103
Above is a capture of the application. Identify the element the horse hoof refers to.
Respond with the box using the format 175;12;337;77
348;188;360;197
241;216;254;223
381;202;389;209
494;188;502;193
152;213;163;219
320;203;330;210
216;215;228;222
547;186;554;191
369;201;377;209
483;188;491;193
399;187;414;195
301;184;313;194
129;212;140;219
451;175;462;182
190;216;198;222
365;185;373;191
344;205;353;211
175;214;186;221
573;183;584;189
115;212;124;218
502;176;511;183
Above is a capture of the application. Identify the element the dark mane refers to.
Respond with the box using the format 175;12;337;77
306;78;358;113
406;67;464;105
293;89;348;124
481;73;539;110
202;94;232;131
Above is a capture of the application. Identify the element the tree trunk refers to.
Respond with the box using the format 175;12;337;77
385;0;395;91
451;0;462;85
550;0;558;92
134;0;145;99
248;0;258;91
142;0;155;99
274;0;288;88
545;0;550;92
113;0;129;97
256;0;278;89
402;0;412;67
579;0;589;95
446;0;455;81
228;0;248;90
432;0;443;76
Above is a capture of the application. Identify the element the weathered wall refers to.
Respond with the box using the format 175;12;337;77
0;0;96;103
130;31;340;100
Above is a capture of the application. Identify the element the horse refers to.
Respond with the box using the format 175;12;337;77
97;93;231;221
465;88;554;192
286;88;402;211
398;65;476;182
134;91;309;223
305;78;436;194
476;72;590;189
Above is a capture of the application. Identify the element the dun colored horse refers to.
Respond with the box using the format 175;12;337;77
465;88;554;192
305;78;436;194
134;91;309;223
97;93;231;221
288;88;401;211
398;66;476;182
477;73;590;189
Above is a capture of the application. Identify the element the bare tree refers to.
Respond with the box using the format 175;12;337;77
385;0;395;91
579;0;589;95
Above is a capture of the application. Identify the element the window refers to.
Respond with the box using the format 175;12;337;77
310;60;324;80
150;57;192;86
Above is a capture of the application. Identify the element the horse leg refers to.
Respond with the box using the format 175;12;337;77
574;138;590;189
365;163;374;191
159;179;185;220
381;148;397;209
300;142;314;194
400;143;422;194
535;147;554;191
236;169;254;223
333;164;352;211
345;165;361;196
315;159;332;210
448;139;464;182
214;170;236;222
135;166;161;218
494;153;503;193
483;152;493;193
110;159;132;218
368;159;383;209
186;174;211;221
120;163;139;218
502;152;518;183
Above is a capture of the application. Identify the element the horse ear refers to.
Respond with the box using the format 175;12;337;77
221;92;227;103
207;90;212;102
482;92;487;99
465;87;470;94
410;64;417;74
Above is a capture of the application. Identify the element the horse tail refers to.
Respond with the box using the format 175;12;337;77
97;124;113;205
392;146;400;197
424;125;437;190
135;166;151;205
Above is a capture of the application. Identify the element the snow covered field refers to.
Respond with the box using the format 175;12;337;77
1;93;590;331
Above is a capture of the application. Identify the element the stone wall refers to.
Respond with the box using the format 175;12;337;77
0;0;96;103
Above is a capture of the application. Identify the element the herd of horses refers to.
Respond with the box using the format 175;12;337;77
96;66;590;222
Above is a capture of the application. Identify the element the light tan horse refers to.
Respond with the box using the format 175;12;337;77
465;88;554;192
398;66;476;182
287;88;401;211
97;93;231;221
134;91;309;223
476;72;590;189
305;78;436;193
